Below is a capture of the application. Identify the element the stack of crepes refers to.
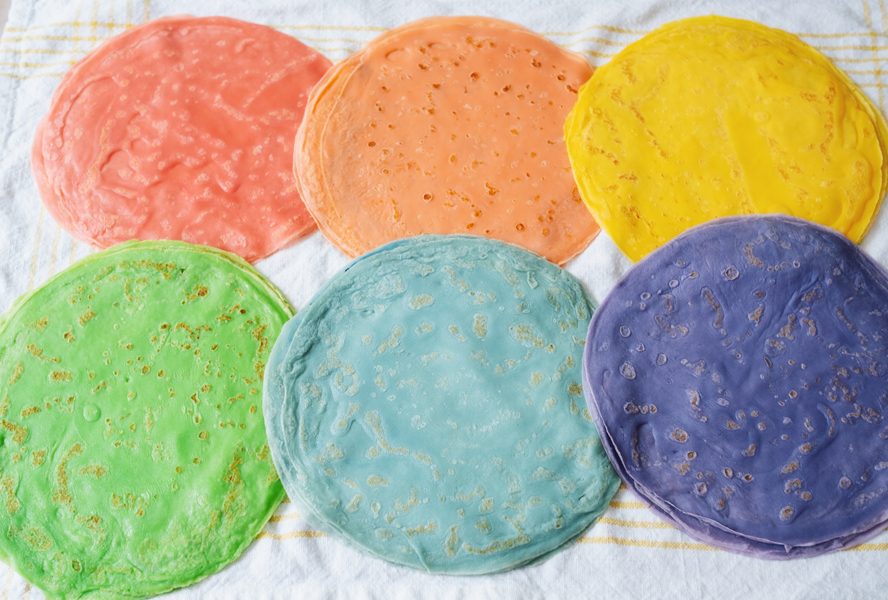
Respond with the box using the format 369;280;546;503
6;5;888;600
292;16;601;266
0;240;293;599
565;16;888;262
583;214;888;558
31;16;332;263
5;16;336;598
568;16;888;558
7;12;624;599
264;234;619;575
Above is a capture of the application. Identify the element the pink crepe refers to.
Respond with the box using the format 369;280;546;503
32;16;331;262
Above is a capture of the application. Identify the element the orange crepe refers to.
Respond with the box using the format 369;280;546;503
294;16;599;265
32;16;332;263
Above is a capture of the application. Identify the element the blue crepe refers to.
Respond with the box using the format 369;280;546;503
264;235;619;574
584;215;888;558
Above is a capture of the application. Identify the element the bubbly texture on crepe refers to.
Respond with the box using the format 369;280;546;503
565;16;888;262
32;16;331;263
584;215;888;558
294;16;599;265
265;235;619;574
0;241;291;598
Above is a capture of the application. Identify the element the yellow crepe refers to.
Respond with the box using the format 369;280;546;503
565;15;888;262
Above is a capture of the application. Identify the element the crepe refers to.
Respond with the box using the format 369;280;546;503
0;240;292;598
32;16;331;263
583;214;888;558
265;235;619;574
294;16;599;266
565;16;888;262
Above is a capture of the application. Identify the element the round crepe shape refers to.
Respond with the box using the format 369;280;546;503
32;16;332;263
294;16;599;266
583;214;888;558
264;235;619;574
0;241;292;599
565;16;888;262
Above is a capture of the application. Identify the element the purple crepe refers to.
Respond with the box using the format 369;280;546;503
583;215;888;559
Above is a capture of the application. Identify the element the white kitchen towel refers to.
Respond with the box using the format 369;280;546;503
3;1;888;598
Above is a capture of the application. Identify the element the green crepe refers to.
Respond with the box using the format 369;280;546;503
265;235;620;574
0;241;291;599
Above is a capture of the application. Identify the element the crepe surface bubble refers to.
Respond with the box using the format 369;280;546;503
583;215;888;558
294;16;600;266
565;16;888;262
0;240;292;599
265;235;619;574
